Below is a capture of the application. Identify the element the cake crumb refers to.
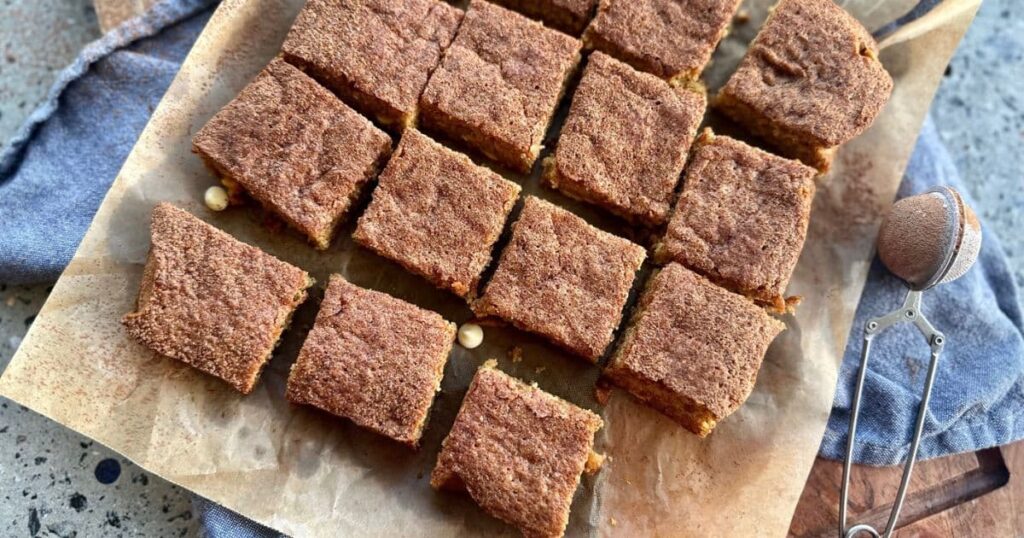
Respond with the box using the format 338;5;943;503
734;9;750;24
535;366;546;374
509;346;524;363
610;517;618;527
594;381;612;405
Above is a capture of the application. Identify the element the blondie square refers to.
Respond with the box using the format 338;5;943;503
123;203;313;394
544;52;705;226
715;0;893;171
605;263;785;436
286;275;456;447
473;196;646;361
420;0;581;173
583;0;741;82
655;130;816;311
353;129;520;299
281;0;463;129
192;59;392;249
432;362;603;538
487;0;597;35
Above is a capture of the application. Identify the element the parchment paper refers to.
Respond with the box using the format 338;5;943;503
0;0;980;536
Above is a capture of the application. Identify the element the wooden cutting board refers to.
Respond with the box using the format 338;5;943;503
789;440;1023;536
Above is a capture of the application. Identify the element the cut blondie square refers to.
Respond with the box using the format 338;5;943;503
353;129;520;299
714;0;893;171
192;59;392;249
432;362;603;538
473;196;646;362
655;130;815;311
583;0;742;82
122;203;313;394
544;51;705;226
286;275;456;447
604;263;785;436
281;0;463;129
487;0;597;35
420;0;581;173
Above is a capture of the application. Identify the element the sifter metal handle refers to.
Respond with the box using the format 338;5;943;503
839;290;946;538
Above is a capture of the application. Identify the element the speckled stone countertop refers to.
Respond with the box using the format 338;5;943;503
0;0;1021;536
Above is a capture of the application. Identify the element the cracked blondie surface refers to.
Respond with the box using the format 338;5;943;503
420;0;580;173
432;363;602;538
192;59;392;249
545;52;705;226
655;130;816;310
488;0;598;35
286;274;455;447
123;203;312;394
583;0;741;81
353;129;520;299
473;196;645;362
282;0;463;128
605;263;785;436
715;0;893;170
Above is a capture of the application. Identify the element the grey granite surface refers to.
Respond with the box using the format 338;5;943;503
931;0;1024;290
0;0;1021;536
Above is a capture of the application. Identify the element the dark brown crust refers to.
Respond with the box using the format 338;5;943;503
281;0;463;128
714;0;893;170
431;363;602;538
353;130;521;299
605;263;784;435
654;130;816;308
583;0;741;81
487;0;598;35
286;275;456;447
545;52;705;226
192;59;392;249
122;203;312;394
473;196;646;362
420;0;581;173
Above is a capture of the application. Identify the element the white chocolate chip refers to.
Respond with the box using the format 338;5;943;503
204;185;229;212
457;323;483;349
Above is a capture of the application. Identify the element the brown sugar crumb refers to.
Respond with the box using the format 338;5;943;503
122;203;313;394
544;52;705;226
432;362;602;538
281;0;463;129
286;275;456;447
473;197;646;362
583;0;741;82
593;380;612;405
353;129;520;299
420;0;581;173
584;450;605;473
487;0;598;35
604;263;785;436
192;59;392;249
714;0;893;171
654;130;815;311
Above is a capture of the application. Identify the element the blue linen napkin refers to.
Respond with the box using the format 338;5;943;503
0;0;216;282
819;117;1024;464
0;0;1020;534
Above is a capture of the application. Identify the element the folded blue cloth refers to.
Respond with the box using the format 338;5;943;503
0;0;216;282
819;117;1024;465
0;0;1021;534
